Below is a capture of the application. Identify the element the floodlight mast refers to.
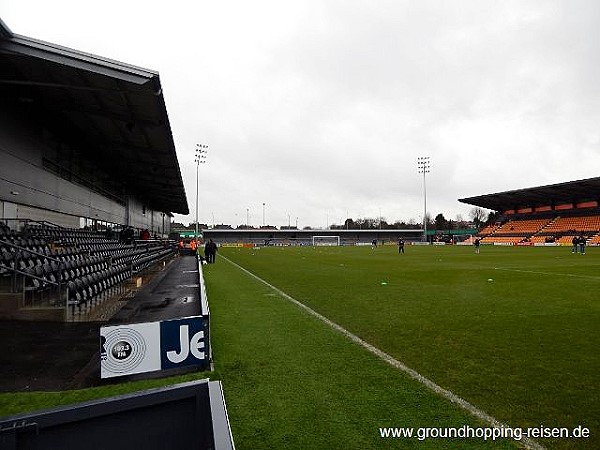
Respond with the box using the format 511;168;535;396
195;144;208;244
417;156;430;242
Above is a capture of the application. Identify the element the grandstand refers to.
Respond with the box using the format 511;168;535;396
202;228;425;247
0;18;188;321
460;177;600;245
1;221;175;319
0;20;237;450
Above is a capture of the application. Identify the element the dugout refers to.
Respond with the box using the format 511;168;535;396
0;18;188;235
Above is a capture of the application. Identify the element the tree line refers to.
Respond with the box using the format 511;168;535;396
173;208;498;231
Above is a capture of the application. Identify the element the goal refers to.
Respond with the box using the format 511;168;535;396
312;236;341;246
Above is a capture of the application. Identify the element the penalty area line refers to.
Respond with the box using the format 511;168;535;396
220;255;545;450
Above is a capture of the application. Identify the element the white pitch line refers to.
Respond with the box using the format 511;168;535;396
221;255;545;450
494;267;600;280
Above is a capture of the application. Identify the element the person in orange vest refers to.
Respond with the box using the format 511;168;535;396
190;239;197;255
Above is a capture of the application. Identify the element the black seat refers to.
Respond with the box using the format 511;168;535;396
67;280;81;304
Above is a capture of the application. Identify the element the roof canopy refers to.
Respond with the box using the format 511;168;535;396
0;21;189;214
459;177;600;212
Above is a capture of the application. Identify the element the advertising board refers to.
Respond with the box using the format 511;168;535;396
100;316;208;379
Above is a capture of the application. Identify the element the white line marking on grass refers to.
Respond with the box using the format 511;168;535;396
494;267;600;280
221;255;545;450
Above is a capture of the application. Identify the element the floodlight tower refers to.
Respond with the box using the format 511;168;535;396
262;202;266;227
194;144;208;243
417;156;430;242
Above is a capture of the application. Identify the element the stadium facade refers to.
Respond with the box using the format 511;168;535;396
0;18;188;234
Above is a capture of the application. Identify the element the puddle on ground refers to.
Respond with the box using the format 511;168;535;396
140;296;196;310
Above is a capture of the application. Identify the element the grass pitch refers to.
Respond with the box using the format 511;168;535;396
1;245;596;449
212;244;598;450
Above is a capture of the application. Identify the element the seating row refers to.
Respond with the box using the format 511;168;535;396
66;264;130;309
493;218;551;234
2;230;175;316
25;224;106;240
543;215;600;233
133;248;173;272
479;214;600;241
0;236;51;256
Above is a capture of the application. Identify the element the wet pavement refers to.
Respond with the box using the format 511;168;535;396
113;255;201;324
0;255;201;392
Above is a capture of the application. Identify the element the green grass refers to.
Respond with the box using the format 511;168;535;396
0;371;210;417
215;244;599;450
203;253;519;449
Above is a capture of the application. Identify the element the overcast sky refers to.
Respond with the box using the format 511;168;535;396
2;1;600;228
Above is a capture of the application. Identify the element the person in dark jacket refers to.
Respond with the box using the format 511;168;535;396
122;226;134;245
579;235;586;255
204;239;217;263
398;238;405;254
209;240;217;263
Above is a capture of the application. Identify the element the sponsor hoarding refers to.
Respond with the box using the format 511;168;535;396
100;316;208;379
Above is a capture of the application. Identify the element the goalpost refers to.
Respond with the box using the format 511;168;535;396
312;236;341;246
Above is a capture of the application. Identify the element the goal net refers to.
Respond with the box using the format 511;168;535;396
312;236;341;246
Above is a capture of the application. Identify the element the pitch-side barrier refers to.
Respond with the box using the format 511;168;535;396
0;379;234;450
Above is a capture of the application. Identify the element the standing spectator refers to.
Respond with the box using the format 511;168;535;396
398;238;405;254
474;238;481;254
205;239;217;263
122;226;134;245
204;240;211;262
208;239;218;263
572;236;579;254
140;229;150;240
579;235;586;255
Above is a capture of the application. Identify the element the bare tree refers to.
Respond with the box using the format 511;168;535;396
470;207;487;228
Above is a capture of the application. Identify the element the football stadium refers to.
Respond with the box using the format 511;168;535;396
1;16;599;450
